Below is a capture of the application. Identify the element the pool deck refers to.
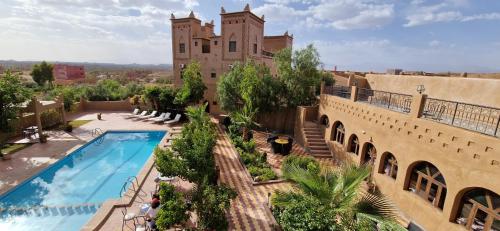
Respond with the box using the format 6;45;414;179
0;111;331;231
0;111;181;195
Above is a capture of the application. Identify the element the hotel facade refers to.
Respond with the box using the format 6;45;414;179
296;74;500;231
170;5;292;114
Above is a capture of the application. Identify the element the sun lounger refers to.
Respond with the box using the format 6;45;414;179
146;112;166;121
137;111;157;120
152;112;171;123
122;108;140;118
164;114;181;125
131;110;148;118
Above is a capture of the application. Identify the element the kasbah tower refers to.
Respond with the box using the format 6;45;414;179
170;4;293;114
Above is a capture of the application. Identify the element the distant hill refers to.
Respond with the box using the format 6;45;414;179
0;60;172;72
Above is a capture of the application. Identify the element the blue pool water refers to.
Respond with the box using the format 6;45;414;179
0;131;165;231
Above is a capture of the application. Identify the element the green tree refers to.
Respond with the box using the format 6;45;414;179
0;71;32;156
217;62;281;114
30;61;54;87
155;183;189;230
231;102;259;141
192;181;237;230
274;44;322;107
273;156;405;231
174;61;206;105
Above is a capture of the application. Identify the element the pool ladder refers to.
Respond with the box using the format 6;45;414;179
91;128;104;137
119;176;142;198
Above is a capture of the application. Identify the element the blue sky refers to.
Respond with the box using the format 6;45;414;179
0;0;499;72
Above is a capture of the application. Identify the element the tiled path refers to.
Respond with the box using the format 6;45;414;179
213;119;293;231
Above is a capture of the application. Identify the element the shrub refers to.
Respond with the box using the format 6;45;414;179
193;182;237;231
155;183;189;230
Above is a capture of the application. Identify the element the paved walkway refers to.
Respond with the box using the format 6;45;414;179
213;119;294;231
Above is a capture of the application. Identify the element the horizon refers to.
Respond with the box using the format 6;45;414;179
1;0;500;72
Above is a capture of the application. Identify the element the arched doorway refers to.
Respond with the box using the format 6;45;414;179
378;152;398;180
347;134;360;155
405;161;447;209
319;114;329;127
203;100;210;113
331;121;345;144
453;188;499;231
361;143;376;166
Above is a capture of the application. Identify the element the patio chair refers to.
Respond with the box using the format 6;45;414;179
123;108;140;118
121;207;143;231
137;111;157;120
164;114;181;125
152;112;171;123
146;112;166;122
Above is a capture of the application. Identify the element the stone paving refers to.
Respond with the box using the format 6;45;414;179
0;111;181;195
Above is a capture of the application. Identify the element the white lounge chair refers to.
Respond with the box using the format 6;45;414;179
122;108;139;118
146;112;166;121
152;112;171;123
137;111;157;120
164;114;181;125
131;110;148;118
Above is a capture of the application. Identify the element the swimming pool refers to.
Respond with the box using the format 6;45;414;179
0;131;166;231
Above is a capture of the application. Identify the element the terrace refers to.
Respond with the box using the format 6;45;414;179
322;85;500;138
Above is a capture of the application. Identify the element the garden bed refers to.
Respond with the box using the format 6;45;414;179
226;126;281;184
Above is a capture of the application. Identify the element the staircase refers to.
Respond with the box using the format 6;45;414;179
303;122;332;158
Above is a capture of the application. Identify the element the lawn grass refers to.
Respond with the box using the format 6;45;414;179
68;120;92;128
1;143;32;155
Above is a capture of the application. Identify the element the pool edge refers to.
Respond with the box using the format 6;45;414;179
81;130;173;231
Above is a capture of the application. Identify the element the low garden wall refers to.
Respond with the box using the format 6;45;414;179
256;107;296;134
80;98;133;111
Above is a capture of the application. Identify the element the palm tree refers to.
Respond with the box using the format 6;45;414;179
273;156;405;231
231;103;259;141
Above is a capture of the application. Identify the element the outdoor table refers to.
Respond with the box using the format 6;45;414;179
275;138;289;154
23;126;38;139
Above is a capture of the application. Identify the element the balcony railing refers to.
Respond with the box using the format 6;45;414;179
357;88;412;114
423;98;500;137
324;86;351;99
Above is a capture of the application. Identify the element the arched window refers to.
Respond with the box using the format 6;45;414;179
347;134;360;155
378;152;398;179
331;122;345;144
361;143;376;165
320;115;329;127
455;188;499;231
406;162;447;209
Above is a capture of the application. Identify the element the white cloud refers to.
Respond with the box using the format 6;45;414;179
0;0;197;64
307;39;500;72
429;40;440;47
255;0;394;30
462;12;500;22
404;1;500;27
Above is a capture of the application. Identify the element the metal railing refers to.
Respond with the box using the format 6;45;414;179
323;86;351;99
357;88;412;114
423;98;500;137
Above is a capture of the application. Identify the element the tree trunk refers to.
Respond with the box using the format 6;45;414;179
242;127;249;141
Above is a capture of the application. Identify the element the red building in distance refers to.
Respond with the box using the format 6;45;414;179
53;64;85;85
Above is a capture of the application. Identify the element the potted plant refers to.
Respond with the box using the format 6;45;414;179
40;133;48;143
65;123;73;132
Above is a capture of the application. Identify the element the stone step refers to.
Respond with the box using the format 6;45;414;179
305;135;323;139
306;138;326;143
308;141;328;146
309;145;329;151
304;131;322;135
311;153;332;158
